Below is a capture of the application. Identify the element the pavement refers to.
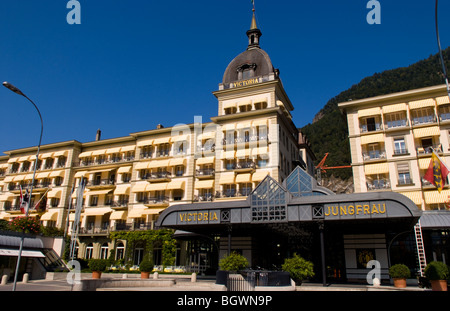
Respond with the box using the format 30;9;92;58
0;274;430;292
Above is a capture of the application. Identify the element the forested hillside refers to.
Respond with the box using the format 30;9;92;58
300;48;450;180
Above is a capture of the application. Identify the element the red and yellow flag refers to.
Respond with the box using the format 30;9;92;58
424;151;450;193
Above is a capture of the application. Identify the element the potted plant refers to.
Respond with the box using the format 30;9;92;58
424;261;449;291
218;252;249;272
388;264;411;288
139;255;154;279
88;259;107;279
281;253;315;286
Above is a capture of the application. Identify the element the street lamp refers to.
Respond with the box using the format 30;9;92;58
2;81;44;291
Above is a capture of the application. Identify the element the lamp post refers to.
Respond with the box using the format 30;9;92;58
2;81;44;291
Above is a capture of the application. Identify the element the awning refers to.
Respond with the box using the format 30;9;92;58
106;147;122;154
364;163;389;175
83;207;113;216
78;151;92;158
382;103;407;114
223;101;237;109
132;182;149;193
196;156;215;165
194;180;214;189
236;148;251;158
409;98;435;109
74;171;88;178
53;150;68;157
153;137;170;145
47;189;62;198
39;152;53;159
92;149;106;156
137;139;154;147
219;173;235;184
40;210;59;221
418;158;432;170
3;176;14;182
413;126;440;138
169;158;186;166
114;184;131;195
252;147;269;156
222;150;235;160
171;135;189;142
198;132;216;140
0;249;45;258
236;173;252;183
0;213;11;220
86;189;113;196
358;107;381;118
167;180;185;190
252;119;268;126
148;159;170;168
128;208;147;218
399;191;423;205
117;166;132;173
141;208;165;215
13;175;25;182
436;96;450;105
121;146;136;152
135;162;151;170
252;170;270;182
420;211;450;228
424;190;450;204
50;170;65;178
110;210;127;220
360;133;385;145
36;172;51;179
147;183;169;191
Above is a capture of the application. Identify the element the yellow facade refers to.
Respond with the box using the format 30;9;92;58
339;84;450;210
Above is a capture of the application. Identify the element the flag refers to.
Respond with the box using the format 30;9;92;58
424;150;450;193
19;186;29;214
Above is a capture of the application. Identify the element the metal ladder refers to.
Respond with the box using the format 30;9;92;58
414;220;427;276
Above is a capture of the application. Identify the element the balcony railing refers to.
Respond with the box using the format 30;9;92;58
385;119;409;129
366;179;391;191
412;115;437;125
393;148;408;156
141;172;171;180
196;169;215;176
193;194;215;202
137;196;169;205
417;144;442;155
78;156;135;167
362;151;386;162
360;123;383;133
86;179;115;187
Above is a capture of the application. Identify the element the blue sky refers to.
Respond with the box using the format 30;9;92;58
1;1;449;154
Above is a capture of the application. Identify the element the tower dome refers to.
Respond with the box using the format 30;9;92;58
221;9;279;89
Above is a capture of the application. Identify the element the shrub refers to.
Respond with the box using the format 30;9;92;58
282;254;315;281
9;216;40;234
389;264;411;279
219;252;249;272
88;259;107;272
139;254;154;272
424;261;449;280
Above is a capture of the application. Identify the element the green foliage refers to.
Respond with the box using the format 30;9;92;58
139;254;154;272
9;216;40;234
109;229;175;267
219;252;249;272
88;259;107;272
301;47;450;181
389;264;411;279
0;219;10;231
425;261;449;280
281;254;315;281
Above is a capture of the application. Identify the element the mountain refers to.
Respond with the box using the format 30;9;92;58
300;47;450;180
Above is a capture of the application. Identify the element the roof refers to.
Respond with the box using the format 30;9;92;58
420;211;450;228
0;233;44;249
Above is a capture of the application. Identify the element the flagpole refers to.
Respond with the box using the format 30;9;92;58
3;82;44;292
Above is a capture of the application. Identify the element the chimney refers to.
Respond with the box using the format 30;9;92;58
156;124;164;129
96;129;102;141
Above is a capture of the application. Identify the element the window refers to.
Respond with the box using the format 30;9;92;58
411;108;435;125
90;195;98;207
439;105;450;121
175;165;184;176
393;137;407;155
100;243;109;259
116;242;125;260
385;112;407;128
85;243;94;259
173;190;183;201
222;184;236;197
397;163;412;185
239;183;252;196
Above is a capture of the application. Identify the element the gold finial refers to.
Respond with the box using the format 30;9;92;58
250;6;257;30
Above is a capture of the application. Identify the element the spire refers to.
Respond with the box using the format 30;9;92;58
246;5;262;49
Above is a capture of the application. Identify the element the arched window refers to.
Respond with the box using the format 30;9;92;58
116;242;125;260
100;242;109;259
85;243;94;259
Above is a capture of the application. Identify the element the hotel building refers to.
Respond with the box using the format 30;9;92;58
339;85;450;266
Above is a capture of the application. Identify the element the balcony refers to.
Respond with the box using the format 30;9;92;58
78;226;111;236
366;179;390;191
142;172;171;183
196;168;215;179
137;196;169;207
385;119;409;130
412;115;436;126
234;161;256;173
86;179;115;189
78;156;135;167
193;194;215;202
114;222;155;231
417;144;442;155
360;123;383;133
393;148;409;156
362;150;386;162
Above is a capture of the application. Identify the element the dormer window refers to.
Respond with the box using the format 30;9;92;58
237;63;257;80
